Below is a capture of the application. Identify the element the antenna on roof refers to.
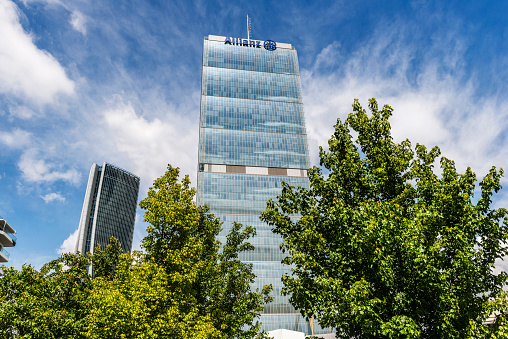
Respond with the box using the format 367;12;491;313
246;14;252;40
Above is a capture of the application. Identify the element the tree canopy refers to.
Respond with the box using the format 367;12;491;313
261;98;508;338
138;166;272;338
1;166;272;338
0;253;91;339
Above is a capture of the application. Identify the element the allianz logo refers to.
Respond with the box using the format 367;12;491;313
224;37;277;51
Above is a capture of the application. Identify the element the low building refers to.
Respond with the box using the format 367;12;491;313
0;216;17;263
306;334;337;338
268;329;305;339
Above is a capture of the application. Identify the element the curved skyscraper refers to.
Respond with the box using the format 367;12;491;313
75;162;140;255
197;35;325;335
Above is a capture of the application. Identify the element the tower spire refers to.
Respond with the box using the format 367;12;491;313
246;14;251;40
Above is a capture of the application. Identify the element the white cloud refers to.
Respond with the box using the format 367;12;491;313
69;10;86;35
9;105;36;119
100;101;198;190
18;149;80;184
57;228;78;254
0;128;31;148
41;192;66;203
301;23;508;280
21;0;63;4
301;26;508;178
494;258;508;274
0;0;74;105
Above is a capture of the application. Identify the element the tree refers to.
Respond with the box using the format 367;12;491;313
0;166;271;338
206;221;273;338
261;98;508;338
139;165;272;338
0;238;126;339
0;253;91;339
89;236;123;279
87;253;221;339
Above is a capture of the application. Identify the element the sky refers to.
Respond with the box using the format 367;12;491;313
1;0;508;271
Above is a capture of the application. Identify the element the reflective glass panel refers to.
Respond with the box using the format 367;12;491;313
197;172;309;215
201;96;307;134
202;66;302;103
198;127;310;169
204;39;299;74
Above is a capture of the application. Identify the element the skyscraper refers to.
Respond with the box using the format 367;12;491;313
0;216;16;263
75;163;140;255
197;35;325;335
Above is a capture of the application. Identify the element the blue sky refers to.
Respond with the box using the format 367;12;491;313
1;0;508;271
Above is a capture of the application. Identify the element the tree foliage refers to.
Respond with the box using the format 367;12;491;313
90;236;123;279
0;253;91;339
0;166;271;338
87;253;221;339
261;98;508;338
139;165;272;338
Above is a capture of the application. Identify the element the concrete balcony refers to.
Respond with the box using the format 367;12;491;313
0;230;15;247
0;217;16;247
0;247;9;263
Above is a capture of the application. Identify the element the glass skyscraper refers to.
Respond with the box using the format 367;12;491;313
75;162;140;255
197;35;325;335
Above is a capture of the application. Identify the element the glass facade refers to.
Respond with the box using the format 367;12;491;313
201;97;306;134
75;163;140;256
199;128;309;168
197;172;309;215
197;36;325;335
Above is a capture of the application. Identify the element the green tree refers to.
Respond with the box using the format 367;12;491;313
0;167;272;338
89;236;123;279
206;221;273;338
88;165;271;338
140;165;272;338
0;238;126;338
87;253;221;339
0;253;91;339
261;98;508;338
